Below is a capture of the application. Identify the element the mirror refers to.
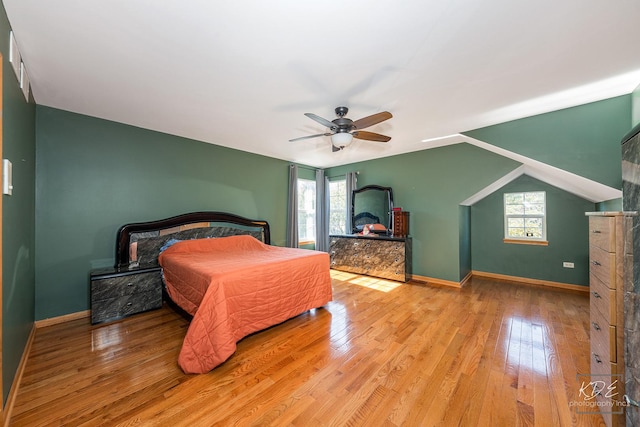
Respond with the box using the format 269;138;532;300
352;185;394;234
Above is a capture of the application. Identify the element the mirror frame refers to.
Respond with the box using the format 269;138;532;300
351;184;394;234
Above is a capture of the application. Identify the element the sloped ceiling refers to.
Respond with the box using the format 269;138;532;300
3;0;640;174
438;134;623;204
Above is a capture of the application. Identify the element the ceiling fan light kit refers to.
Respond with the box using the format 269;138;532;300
290;106;393;151
331;131;353;148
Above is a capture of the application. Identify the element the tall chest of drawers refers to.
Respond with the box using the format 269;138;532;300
586;212;633;427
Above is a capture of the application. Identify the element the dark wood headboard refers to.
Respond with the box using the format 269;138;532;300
115;211;271;268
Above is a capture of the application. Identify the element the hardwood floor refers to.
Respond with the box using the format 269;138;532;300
9;271;607;426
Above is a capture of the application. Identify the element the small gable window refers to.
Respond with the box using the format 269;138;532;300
504;191;547;244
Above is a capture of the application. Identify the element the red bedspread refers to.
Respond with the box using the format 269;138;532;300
158;235;332;374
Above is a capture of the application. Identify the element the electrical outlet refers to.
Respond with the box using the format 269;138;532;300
563;262;574;268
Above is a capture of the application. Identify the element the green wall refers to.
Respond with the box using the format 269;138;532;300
458;205;471;280
35;106;289;320
633;83;640;128
327;143;520;282
471;175;594;285
0;9;37;403
597;198;623;212
464;95;630;189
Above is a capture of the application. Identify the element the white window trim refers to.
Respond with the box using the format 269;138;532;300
503;191;548;245
328;178;347;236
297;178;316;245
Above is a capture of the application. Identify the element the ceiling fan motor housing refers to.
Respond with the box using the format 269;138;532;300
289;105;392;146
332;117;355;132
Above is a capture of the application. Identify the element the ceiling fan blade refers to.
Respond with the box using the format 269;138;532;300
304;113;337;129
352;111;392;130
352;131;391;142
289;132;331;142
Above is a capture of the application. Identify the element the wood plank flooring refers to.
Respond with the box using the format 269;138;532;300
9;271;607;426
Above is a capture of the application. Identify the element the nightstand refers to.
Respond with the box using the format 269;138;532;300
90;265;163;324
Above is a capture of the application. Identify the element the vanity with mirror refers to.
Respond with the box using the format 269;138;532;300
329;185;412;282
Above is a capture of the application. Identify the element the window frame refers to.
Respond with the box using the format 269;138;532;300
328;178;347;235
297;178;316;246
503;191;548;245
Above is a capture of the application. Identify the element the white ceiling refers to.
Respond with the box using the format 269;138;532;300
4;0;640;169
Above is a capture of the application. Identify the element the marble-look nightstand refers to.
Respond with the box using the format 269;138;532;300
90;266;163;324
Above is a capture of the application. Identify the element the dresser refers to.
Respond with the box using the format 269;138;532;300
329;234;412;282
586;212;633;427
90;266;163;324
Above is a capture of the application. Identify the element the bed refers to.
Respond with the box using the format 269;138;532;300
115;211;332;374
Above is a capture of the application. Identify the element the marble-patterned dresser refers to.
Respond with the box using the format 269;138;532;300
622;123;640;427
329;234;412;282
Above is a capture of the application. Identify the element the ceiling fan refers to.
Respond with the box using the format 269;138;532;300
290;106;392;152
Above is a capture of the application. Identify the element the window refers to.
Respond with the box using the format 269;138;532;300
504;191;546;243
297;179;316;244
329;179;347;234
